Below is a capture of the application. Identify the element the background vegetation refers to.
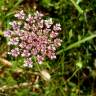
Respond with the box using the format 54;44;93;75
0;0;96;96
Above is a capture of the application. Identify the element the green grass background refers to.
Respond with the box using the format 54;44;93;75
0;0;96;96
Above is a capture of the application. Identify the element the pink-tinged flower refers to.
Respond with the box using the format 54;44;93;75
53;23;61;31
34;11;43;20
37;29;43;36
4;10;62;68
54;39;62;47
19;42;26;48
31;24;37;32
13;30;20;35
37;55;44;64
26;44;32;50
8;37;19;45
31;48;38;55
36;44;41;51
46;50;56;60
47;44;56;51
20;33;28;41
9;21;19;30
50;31;58;38
44;18;53;28
24;23;31;30
23;58;33;68
32;41;37;47
9;48;20;57
21;50;30;57
27;36;33;43
26;14;34;24
17;30;25;36
40;44;47;55
31;32;37;37
39;36;48;44
37;20;44;28
14;10;25;19
4;30;12;37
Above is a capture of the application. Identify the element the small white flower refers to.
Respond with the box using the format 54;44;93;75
53;23;61;31
14;10;25;19
44;18;53;28
23;58;33;68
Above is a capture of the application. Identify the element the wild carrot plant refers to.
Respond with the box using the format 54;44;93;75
4;10;62;67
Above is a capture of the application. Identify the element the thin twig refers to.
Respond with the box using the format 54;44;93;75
0;82;33;91
66;68;79;83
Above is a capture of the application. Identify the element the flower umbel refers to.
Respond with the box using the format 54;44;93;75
4;10;62;67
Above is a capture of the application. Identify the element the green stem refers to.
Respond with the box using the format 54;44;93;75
35;63;41;72
66;68;79;83
57;34;96;54
70;0;83;14
34;57;41;72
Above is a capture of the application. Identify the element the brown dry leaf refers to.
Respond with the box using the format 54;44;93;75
0;58;12;67
40;70;51;81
